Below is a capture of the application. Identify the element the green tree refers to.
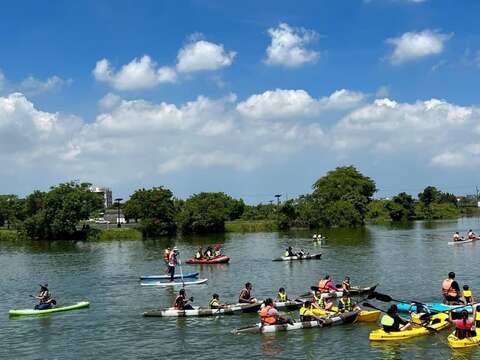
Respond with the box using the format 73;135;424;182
366;199;390;223
123;187;177;237
0;195;25;228
177;192;237;234
386;192;416;221
277;200;297;230
312;166;376;227
22;182;103;240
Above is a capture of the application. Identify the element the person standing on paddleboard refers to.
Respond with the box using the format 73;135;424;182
168;247;179;282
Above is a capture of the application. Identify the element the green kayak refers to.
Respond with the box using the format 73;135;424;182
9;301;90;316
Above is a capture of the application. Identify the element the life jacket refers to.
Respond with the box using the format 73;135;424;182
284;251;289;257
195;252;201;259
340;297;352;310
278;292;287;302
381;314;395;327
318;279;333;293
299;306;313;320
168;252;177;267
442;279;458;297
209;298;220;308
260;305;276;325
38;290;50;304
464;290;472;300
164;249;170;261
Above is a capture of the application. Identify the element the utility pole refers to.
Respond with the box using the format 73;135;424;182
115;198;123;228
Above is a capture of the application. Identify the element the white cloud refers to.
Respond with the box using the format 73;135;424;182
19;75;72;95
4;88;480;191
93;56;176;90
98;93;122;110
265;23;320;68
387;30;452;64
176;40;236;73
237;88;365;120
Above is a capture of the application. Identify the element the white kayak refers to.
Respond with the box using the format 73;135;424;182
272;253;322;261
448;239;473;245
232;311;358;334
140;279;208;287
144;302;261;317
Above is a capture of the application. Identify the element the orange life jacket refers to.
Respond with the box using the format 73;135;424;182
442;279;458;297
260;305;277;325
164;249;170;261
318;279;332;293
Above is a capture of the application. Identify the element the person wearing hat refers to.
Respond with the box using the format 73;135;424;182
34;283;55;310
168;247;179;282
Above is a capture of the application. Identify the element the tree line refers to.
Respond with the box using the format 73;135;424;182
0;166;469;240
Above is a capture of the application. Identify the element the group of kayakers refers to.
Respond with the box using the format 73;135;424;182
284;246;308;258
452;229;479;242
194;245;222;260
442;272;475;305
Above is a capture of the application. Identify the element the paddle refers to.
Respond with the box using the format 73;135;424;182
178;257;185;288
362;302;439;333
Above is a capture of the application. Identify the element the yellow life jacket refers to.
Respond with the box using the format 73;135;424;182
209;298;220;308
278;292;287;302
381;314;395;327
299;306;313;317
284;251;289;257
476;311;480;321
464;290;472;298
340;297;352;309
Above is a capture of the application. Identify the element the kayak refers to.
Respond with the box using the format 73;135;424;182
232;311;358;334
185;256;230;264
140;272;199;280
369;313;449;341
9;301;90;317
448;239;473;245
396;303;477;313
274;300;303;311
140;278;208;287
272;253;322;261
300;284;378;300
448;331;480;348
143;302;261;317
311;308;380;322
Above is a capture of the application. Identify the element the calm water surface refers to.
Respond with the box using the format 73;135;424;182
2;218;480;359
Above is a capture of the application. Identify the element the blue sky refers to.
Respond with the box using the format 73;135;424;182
1;0;480;202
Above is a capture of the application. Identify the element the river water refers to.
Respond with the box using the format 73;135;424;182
2;218;480;359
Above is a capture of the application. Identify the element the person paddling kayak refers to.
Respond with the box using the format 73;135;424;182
173;289;193;310
284;247;295;257
318;274;337;293
463;285;475;305
167;247;179;282
442;272;463;305
276;287;290;302
259;298;292;325
209;293;226;309
34;284;55;310
342;276;351;291
381;304;411;333
299;300;324;321
468;229;479;240
449;308;476;339
239;282;257;304
453;232;464;242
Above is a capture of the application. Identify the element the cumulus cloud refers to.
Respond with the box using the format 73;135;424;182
4;88;480;191
19;75;72;95
387;30;452;64
93;56;177;91
176;40;236;73
237;88;365;120
265;23;320;67
331;97;480;168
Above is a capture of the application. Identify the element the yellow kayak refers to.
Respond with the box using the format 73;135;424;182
311;308;380;322
369;313;449;341
448;331;480;348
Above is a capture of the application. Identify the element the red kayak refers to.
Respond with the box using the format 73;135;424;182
185;255;230;264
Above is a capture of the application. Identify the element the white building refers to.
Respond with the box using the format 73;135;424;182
89;186;113;208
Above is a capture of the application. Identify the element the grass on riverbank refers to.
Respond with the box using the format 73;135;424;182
0;229;19;241
225;220;278;233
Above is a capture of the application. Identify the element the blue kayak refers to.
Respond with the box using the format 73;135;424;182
397;303;476;313
140;272;199;280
